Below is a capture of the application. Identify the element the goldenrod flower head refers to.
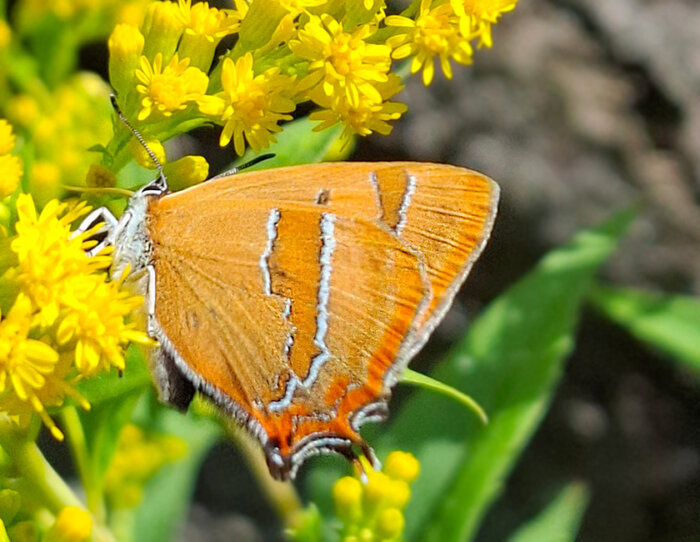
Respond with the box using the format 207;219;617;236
0;295;60;406
383;450;420;483
163;155;210;191
177;0;240;41
0;120;22;199
11;195;108;327
0;120;16;155
142;0;185;61
135;53;209;121
333;476;363;523
85;164;117;188
1;194;151;437
198;53;295;155
375;508;404;540
56;274;152;377
43;506;92;542
332;451;418;541
451;0;517;47
177;0;241;70
129;138;167;170
104;424;187;509
0;156;22;200
108;23;145;94
309;74;406;141
387;0;473;85
291;15;391;108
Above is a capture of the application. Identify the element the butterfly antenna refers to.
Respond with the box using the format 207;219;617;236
236;153;276;172
110;94;168;192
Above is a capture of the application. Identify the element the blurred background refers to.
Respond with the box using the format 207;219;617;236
38;0;699;540
355;1;700;540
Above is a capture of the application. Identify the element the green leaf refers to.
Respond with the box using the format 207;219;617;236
235;116;345;170
75;345;151;405
304;209;633;538
590;285;700;373
506;483;590;542
390;209;632;542
64;347;151;511
401;368;488;424
128;394;221;542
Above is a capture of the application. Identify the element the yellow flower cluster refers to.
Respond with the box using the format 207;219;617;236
104;424;187;509
106;0;517;159
332;450;420;542
4;75;114;206
0;490;92;542
0;190;152;440
0;120;23;200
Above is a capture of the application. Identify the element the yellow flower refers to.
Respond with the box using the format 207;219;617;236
290;15;391;108
198;53;295;155
0;155;22;199
309;74;406;141
142;0;185;61
176;0;241;70
163;155;210;191
108;23;145;94
56;273;152;377
11;195;109;327
43;506;92;542
0;120;22;199
383;450;420;482
0;120;16;154
332;450;419;542
451;0;517;47
135;53;209;121
129;137;167;170
387;0;473;85
0;294;64;439
376;508;405;540
177;0;240;40
2;194;152;438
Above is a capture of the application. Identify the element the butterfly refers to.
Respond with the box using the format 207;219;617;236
80;123;498;480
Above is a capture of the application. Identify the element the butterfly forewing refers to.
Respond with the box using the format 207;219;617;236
145;162;498;478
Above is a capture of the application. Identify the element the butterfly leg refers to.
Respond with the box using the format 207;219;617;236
72;206;119;256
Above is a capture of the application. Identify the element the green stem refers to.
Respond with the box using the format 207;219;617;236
61;407;106;522
0;415;81;513
227;422;305;529
192;399;304;530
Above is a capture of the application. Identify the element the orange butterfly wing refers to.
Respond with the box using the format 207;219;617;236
145;162;498;478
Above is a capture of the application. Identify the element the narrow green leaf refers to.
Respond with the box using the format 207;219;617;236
235;116;344;170
506;483;589;542
590;285;700;373
401;368;488;424
377;209;633;542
